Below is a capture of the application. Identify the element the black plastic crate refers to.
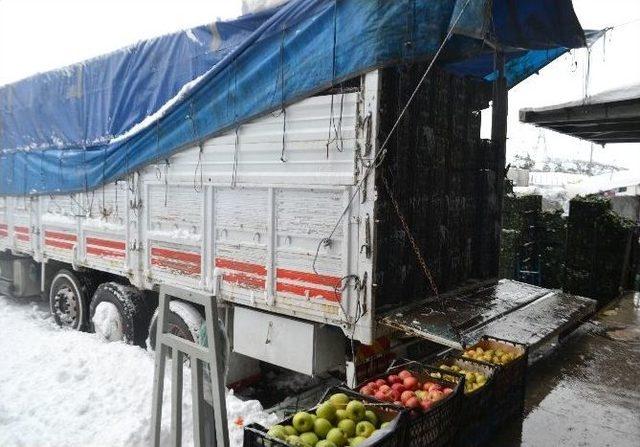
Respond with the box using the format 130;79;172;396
464;336;529;428
357;360;463;447
430;356;497;447
243;386;407;447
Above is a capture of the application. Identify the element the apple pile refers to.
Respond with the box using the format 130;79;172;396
463;346;518;365
437;364;487;393
358;370;453;412
266;392;391;447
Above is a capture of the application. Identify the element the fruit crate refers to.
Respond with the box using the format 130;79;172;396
243;386;407;447
357;360;464;447
429;356;497;447
464;336;529;428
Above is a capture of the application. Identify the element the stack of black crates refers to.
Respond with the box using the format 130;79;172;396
375;64;497;309
564;196;636;305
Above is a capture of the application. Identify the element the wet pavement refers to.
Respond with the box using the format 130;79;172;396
494;292;640;447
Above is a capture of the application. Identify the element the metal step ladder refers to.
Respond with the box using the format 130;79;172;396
151;285;229;447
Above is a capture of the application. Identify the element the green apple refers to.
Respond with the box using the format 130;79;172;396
338;419;356;438
329;393;350;409
300;431;320;446
350;436;366;446
345;400;365;422
355;421;375;438
317;441;338;447
286;435;309;446
326;428;347;447
284;425;299;436
293;412;315;433
380;422;390;429
363;410;378;427
267;425;288;440
316;402;337;422
310;414;318;423
314;417;333;439
335;409;349;421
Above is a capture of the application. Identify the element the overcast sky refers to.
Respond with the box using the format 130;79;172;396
0;0;639;170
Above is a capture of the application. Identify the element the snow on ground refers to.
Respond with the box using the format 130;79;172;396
0;296;277;447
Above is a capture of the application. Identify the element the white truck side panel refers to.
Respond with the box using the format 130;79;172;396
0;197;8;249
1;77;380;344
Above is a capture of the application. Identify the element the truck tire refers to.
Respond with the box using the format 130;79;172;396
49;269;94;331
90;282;150;347
147;300;204;351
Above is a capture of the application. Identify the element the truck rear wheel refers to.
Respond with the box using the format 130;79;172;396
49;269;93;331
147;300;203;351
90;282;150;347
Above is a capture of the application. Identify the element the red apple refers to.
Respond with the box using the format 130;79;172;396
400;391;415;403
443;388;453;395
379;384;391;393
403;377;419;391
387;374;402;384
360;386;373;396
398;370;412;380
420;400;433;411
431;391;444;402
391;383;406;393
391;390;401;401
375;379;387;387
405;397;420;409
367;381;378;390
374;391;387;401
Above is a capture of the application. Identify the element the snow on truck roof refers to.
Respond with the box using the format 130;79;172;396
0;0;587;196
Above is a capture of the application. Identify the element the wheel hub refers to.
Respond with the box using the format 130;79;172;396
54;286;78;327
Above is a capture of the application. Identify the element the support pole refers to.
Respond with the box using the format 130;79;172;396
491;51;508;276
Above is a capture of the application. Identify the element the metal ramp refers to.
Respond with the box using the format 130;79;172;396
380;279;597;355
151;285;229;447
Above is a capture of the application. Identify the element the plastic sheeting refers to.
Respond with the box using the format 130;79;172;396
0;0;586;196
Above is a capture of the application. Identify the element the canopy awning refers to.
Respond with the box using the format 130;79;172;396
520;84;640;145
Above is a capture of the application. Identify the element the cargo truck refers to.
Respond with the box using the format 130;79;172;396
0;0;594;384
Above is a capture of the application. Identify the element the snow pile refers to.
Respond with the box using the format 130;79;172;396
514;185;571;213
92;301;124;342
0;296;276;447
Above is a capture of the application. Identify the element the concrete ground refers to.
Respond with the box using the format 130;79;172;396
495;292;640;446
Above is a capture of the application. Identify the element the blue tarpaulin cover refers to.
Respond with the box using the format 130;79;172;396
0;0;586;196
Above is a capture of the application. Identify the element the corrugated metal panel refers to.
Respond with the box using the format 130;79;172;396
164;93;358;186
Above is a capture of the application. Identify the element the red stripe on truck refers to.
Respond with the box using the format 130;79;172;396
14;226;29;234
276;268;342;288
215;258;267;276
44;230;77;242
45;238;74;250
16;234;30;242
0;223;7;230
223;273;266;289
151;247;201;264
0;230;7;238
276;282;341;302
86;237;126;251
